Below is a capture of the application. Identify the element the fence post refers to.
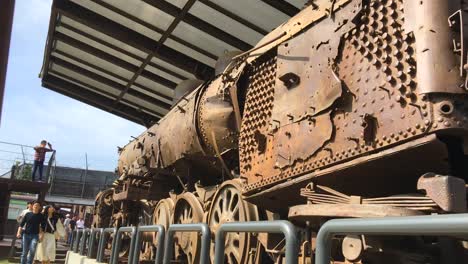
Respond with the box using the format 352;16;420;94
214;221;299;264
163;224;210;264
79;228;91;255
87;228;103;259
73;229;83;253
110;226;137;264
132;225;165;264
315;214;468;264
96;227;116;263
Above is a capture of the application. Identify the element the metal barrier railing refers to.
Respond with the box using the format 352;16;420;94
132;225;165;264
79;229;91;255
73;229;83;253
96;227;117;263
87;228;103;259
163;223;210;264
110;226;137;264
214;220;299;264
67;215;468;264
315;213;468;264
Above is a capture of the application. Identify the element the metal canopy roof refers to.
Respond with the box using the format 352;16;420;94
41;0;307;126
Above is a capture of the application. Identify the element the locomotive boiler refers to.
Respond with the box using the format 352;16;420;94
93;0;468;263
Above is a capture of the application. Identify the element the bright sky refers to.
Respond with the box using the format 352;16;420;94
0;0;145;172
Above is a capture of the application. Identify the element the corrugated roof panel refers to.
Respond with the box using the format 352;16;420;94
71;0;164;42
48;72;119;99
206;0;290;32
55;26;143;67
150;57;196;80
104;0;176;31
51;64;121;96
54;41;135;80
172;22;240;56
122;93;169;115
60;16;148;59
135;76;174;98
164;38;216;67
51;51;128;86
188;2;264;46
285;0;308;9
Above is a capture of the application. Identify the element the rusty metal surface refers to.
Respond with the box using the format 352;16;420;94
240;0;468;194
288;204;424;221
403;0;464;94
417;173;467;213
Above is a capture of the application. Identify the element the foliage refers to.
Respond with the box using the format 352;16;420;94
12;162;32;181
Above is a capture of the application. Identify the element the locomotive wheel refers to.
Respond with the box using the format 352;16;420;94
138;201;156;261
152;198;174;247
92;189;113;228
172;192;204;264
208;180;261;264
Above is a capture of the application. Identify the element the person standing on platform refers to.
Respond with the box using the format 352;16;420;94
32;140;54;182
16;202;44;264
76;217;85;229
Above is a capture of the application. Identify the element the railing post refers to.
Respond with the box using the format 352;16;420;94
315;214;468;264
73;229;83;253
79;228;91;255
132;225;165;264
87;228;103;259
96;227;116;263
163;224;210;264
110;226;137;264
214;220;299;264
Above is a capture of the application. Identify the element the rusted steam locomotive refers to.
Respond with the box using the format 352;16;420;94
93;0;468;263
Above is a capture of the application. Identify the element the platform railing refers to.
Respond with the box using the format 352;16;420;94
67;214;468;264
87;228;103;259
163;223;210;264
96;227;117;263
132;225;165;264
214;220;299;264
79;228;91;255
315;213;468;264
110;226;137;264
73;229;83;253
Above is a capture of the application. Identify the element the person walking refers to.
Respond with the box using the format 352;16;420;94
32;140;54;182
16;202;44;264
35;205;60;264
63;214;71;244
17;201;33;223
67;216;77;245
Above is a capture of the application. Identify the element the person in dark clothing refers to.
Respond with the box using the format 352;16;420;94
32;140;54;182
17;202;44;264
67;216;77;245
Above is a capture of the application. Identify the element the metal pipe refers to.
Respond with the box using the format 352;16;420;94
132;225;165;264
163;224;210;264
79;228;91;255
96;227;116;263
111;226;137;264
316;213;468;264
73;229;83;253
214;220;299;264
87;228;103;259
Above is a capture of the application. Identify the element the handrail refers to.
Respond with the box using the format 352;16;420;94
214;220;299;264
87;228;103;259
315;213;468;264
96;227;117;263
132;225;165;264
110;226;137;264
163;224;210;264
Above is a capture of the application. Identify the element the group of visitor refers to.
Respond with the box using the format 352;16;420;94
16;201;86;264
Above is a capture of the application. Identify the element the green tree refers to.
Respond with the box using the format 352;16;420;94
12;162;32;181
